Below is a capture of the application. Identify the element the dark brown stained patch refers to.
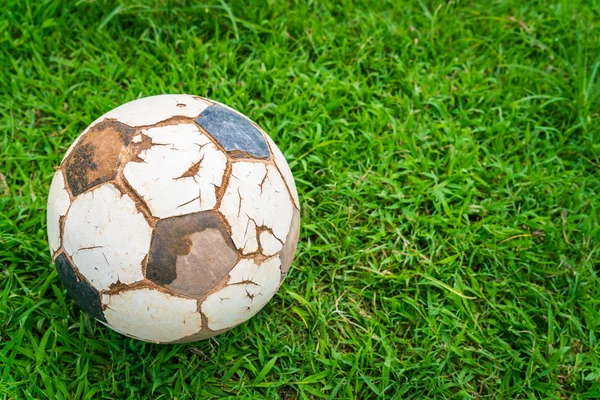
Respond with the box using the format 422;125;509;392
65;119;136;195
54;252;107;322
170;229;238;297
146;211;239;298
280;208;300;279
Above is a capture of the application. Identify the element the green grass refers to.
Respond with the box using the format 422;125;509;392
1;0;600;398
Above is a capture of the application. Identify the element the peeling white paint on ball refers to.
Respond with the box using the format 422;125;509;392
47;171;71;255
63;95;212;162
102;288;203;343
266;136;300;210
63;183;151;290
100;95;212;127
123;124;227;219
259;231;283;256
219;162;293;254
243;219;259;253
202;257;282;330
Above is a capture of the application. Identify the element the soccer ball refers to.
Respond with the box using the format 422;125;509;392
47;95;300;343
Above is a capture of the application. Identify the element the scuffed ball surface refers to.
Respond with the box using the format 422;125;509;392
47;94;300;343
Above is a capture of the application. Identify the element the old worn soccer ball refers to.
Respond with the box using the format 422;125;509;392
47;95;300;343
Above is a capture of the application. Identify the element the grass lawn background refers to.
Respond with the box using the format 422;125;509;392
1;0;599;398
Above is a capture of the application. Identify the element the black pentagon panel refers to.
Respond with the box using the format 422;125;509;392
146;210;239;298
54;253;107;322
195;105;270;158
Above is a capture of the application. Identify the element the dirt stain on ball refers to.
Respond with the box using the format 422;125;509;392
64;120;136;196
146;211;239;298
